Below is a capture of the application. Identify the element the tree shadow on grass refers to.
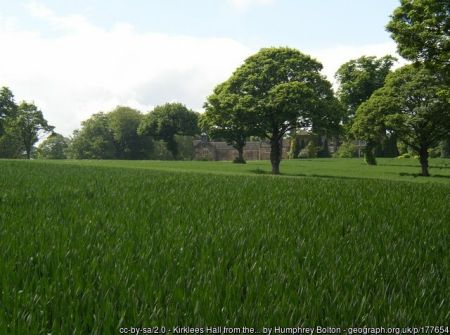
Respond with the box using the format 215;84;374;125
399;172;450;179
380;163;450;169
250;168;450;181
250;169;368;181
250;168;307;177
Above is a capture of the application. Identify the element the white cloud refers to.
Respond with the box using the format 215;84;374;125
228;0;275;11
25;1;100;33
0;3;252;136
0;2;406;137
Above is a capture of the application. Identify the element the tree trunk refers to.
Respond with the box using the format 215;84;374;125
270;138;282;175
419;146;430;177
364;140;377;165
24;139;31;159
238;147;244;162
233;145;246;164
167;138;178;160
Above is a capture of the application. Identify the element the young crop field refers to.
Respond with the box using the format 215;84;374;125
0;159;449;334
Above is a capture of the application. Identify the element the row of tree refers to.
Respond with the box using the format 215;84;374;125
69;104;199;160
348;0;449;176
1;0;448;176
200;0;450;176
0;98;200;161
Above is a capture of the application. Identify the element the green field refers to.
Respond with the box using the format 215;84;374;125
33;157;450;183
1;158;449;333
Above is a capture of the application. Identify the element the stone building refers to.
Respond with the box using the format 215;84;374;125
193;139;291;161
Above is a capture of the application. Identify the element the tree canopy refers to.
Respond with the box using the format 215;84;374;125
336;55;397;164
335;55;396;122
37;133;70;159
107;106;152;159
353;64;450;176
69;112;116;159
386;0;449;75
201;82;254;163
14;102;54;159
138;103;199;159
209;47;340;174
69;108;154;160
0;87;17;137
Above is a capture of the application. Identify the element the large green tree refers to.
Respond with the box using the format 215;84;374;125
14;102;53;159
68;108;154;160
335;56;397;164
353;65;450;176
0;87;17;137
213;47;340;174
37;133;70;159
107;106;151;159
336;55;396;123
386;0;449;75
0;131;23;158
68;113;116;159
201;82;254;163
138;103;199;159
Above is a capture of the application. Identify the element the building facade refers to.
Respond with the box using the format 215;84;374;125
193;139;291;161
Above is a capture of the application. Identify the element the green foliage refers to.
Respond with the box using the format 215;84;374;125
428;145;442;158
317;137;331;158
0;87;17;137
214;47;340;174
397;153;419;159
0;160;448;333
333;141;357;158
288;137;299;159
441;138;450;158
13;102;54;159
352;65;449;174
333;142;357;158
0;130;24;158
37;133;70;159
386;0;449;74
68;108;153;160
202;82;252;163
336;55;396;122
0;87;53;159
107;106;152;160
138;103;199;159
68;113;116;159
375;133;400;158
363;141;377;165
306;141;318;158
173;135;196;160
382;65;449;175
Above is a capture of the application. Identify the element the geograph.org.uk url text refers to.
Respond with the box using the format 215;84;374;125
118;325;450;335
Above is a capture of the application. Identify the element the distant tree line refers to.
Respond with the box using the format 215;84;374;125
1;0;448;176
0;99;200;160
0;88;54;159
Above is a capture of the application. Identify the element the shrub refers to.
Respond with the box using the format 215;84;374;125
397;153;418;159
298;141;318;158
333;142;357;158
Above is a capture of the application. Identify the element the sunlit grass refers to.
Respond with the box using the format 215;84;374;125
0;160;449;334
30;157;450;184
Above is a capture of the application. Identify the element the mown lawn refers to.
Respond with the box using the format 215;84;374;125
28;157;450;184
0;159;449;334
